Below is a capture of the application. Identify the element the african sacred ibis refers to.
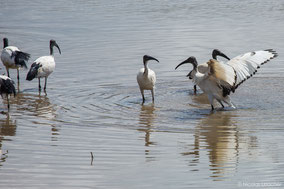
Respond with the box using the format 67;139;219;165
1;38;30;82
0;75;16;109
137;55;159;103
191;49;231;93
26;40;61;92
175;49;277;110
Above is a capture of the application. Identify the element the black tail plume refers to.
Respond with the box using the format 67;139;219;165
15;51;30;68
0;77;16;97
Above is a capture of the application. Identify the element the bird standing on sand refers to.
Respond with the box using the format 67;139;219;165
137;55;159;104
26;40;61;92
175;49;277;110
0;75;16;110
1;38;30;83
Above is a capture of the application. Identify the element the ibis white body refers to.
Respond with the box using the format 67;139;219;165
1;46;21;69
137;67;156;90
26;40;61;91
1;38;30;81
33;56;56;78
137;55;159;103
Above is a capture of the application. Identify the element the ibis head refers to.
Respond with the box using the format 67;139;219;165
212;49;230;60
175;56;198;70
50;39;61;55
143;55;159;64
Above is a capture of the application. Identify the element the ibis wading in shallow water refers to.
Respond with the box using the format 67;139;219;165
26;40;61;92
137;55;159;103
175;49;277;110
191;49;231;93
0;75;16;109
1;38;30;82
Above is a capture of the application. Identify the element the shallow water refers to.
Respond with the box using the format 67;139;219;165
0;0;284;188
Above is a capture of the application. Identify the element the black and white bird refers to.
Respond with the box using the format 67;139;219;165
0;75;16;109
137;55;159;103
1;38;30;82
26;40;61;92
190;49;231;94
175;49;277;110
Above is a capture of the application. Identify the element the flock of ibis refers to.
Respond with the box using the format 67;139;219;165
0;37;278;111
138;49;277;110
0;38;61;109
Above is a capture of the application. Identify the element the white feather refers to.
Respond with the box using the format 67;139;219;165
226;50;277;88
34;56;56;78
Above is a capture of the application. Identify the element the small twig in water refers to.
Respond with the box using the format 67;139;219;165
90;152;94;165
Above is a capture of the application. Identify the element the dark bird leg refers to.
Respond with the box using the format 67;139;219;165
140;89;145;104
211;105;214;111
38;78;41;91
44;77;47;92
151;89;154;103
6;68;10;77
17;68;20;82
194;85;197;94
217;99;225;108
7;96;10;110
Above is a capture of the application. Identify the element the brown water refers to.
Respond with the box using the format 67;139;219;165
0;0;284;188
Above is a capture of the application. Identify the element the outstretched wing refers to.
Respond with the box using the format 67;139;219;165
227;49;277;89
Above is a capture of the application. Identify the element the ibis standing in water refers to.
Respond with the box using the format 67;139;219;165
0;75;16;110
26;40;61;92
1;38;30;83
175;49;277;110
137;55;159;103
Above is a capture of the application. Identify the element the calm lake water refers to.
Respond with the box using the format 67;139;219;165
0;0;284;188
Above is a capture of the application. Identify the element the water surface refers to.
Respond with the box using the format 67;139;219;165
0;0;284;188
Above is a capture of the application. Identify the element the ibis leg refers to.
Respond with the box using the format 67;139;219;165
217;99;225;108
140;89;145;104
7;96;10;110
208;94;215;111
44;77;47;92
194;85;197;94
38;78;41;90
17;68;20;81
151;89;155;103
6;68;10;78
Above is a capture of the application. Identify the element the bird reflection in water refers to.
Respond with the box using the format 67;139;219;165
0;113;16;166
138;104;157;161
12;92;60;141
182;111;257;180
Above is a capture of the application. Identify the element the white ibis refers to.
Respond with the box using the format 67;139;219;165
0;75;16;109
137;55;159;103
175;49;277;110
190;49;231;93
1;38;30;82
26;40;61;92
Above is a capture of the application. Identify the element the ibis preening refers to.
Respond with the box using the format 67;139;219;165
191;49;231;93
1;38;30;82
176;49;277;110
137;55;159;103
0;75;16;109
26;40;61;92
